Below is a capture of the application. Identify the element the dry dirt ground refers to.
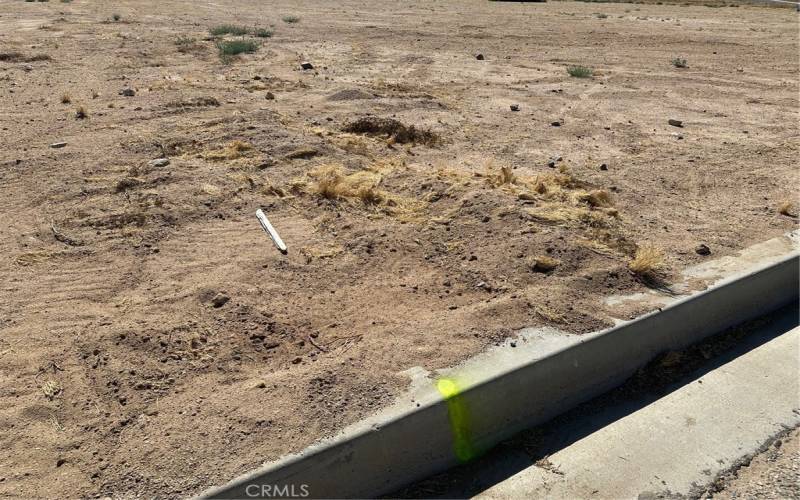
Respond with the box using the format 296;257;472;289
0;0;797;497
712;427;800;499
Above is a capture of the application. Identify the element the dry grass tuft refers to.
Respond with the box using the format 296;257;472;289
486;165;516;187
204;140;255;161
312;165;346;200
529;255;560;273
778;200;797;217
60;93;71;104
579;189;613;208
628;244;665;277
41;380;62;400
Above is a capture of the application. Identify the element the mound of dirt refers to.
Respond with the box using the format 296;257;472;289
327;89;376;101
343;117;439;145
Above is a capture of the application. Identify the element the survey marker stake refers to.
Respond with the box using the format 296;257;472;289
255;209;287;254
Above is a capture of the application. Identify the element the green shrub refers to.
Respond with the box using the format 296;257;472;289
216;40;258;63
567;65;593;78
252;28;273;38
282;15;300;23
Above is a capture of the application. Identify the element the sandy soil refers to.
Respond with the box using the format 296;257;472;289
0;0;797;497
713;427;800;499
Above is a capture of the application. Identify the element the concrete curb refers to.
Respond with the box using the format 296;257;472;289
203;253;799;500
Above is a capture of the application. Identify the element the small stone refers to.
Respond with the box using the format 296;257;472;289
291;357;302;364
148;158;170;168
300;61;314;70
510;104;520;112
56;458;66;467
695;244;711;256
600;163;608;171
50;142;67;149
510;342;517;348
211;293;230;308
265;91;275;100
668;119;683;128
120;88;135;97
476;281;492;291
551;121;561;127
476;54;485;60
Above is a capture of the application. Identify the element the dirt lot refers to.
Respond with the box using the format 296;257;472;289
0;0;797;497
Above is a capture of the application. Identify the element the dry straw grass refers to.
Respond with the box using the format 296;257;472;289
530;255;560;273
628;244;665;277
289;163;423;220
204;140;254;161
778;200;797;217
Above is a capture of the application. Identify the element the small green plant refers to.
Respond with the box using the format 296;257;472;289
282;15;300;24
176;36;196;46
175;36;203;53
210;24;249;36
216;40;258;63
252;27;273;38
567;65;593;78
672;57;688;68
596;13;608;18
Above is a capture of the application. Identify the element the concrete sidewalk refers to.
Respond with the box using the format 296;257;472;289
399;306;799;499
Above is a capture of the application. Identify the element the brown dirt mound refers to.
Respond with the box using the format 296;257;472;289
343;117;439;145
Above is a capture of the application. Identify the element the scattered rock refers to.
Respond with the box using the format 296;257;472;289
300;61;314;70
600;163;608;171
476;53;485;60
291;357;302;364
211;293;230;308
264;91;275;100
510;104;520;112
50;142;67;149
551;121;561;127
695;244;711;256
120;88;135;97
148;158;170;168
668;119;683;128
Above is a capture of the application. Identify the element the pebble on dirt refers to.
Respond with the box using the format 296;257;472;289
668;119;683;127
148;158;170;168
300;61;314;70
50;142;67;149
551;121;561;127
476;53;485;60
210;292;230;308
265;91;275;100
695;244;711;255
120;88;135;97
600;163;609;171
510;104;520;111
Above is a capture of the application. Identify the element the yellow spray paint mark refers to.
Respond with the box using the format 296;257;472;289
437;377;477;463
